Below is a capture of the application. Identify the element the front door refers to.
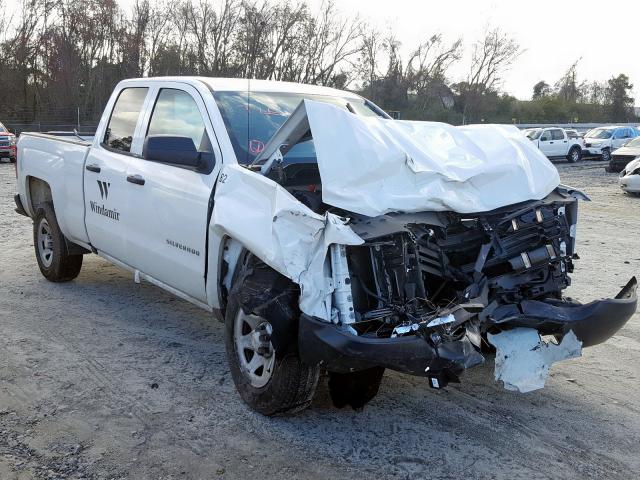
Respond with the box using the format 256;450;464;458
122;84;220;302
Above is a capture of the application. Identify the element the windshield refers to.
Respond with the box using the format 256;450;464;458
213;91;383;164
524;129;542;140
586;128;614;139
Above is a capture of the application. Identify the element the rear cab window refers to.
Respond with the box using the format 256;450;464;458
103;87;148;153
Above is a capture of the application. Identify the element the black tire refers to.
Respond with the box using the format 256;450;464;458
328;367;385;410
567;146;581;163
601;148;611;163
225;259;320;416
33;202;83;282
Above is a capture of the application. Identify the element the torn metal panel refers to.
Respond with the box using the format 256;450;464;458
488;328;582;393
297;99;561;216
210;164;363;321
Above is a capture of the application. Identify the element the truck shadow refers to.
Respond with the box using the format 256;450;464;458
42;256;637;479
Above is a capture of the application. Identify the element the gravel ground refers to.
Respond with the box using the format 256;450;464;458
1;159;639;480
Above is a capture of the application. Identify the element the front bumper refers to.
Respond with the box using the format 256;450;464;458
299;277;637;381
583;147;603;156
0;147;16;158
619;175;640;193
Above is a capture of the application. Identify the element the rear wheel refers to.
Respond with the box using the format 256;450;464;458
225;259;320;415
567;146;581;163
33;202;83;282
601;148;611;162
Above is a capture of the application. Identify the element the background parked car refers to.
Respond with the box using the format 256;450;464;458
0;122;17;162
524;127;583;162
583;126;639;162
619;156;640;194
606;136;640;172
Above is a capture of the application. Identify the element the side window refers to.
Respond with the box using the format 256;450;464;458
104;88;148;153
541;130;551;141
551;129;564;140
147;88;211;153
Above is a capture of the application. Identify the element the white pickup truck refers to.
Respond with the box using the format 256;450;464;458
523;127;584;162
14;77;637;415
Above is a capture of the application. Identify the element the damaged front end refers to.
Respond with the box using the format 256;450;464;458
218;97;637;396
299;189;637;392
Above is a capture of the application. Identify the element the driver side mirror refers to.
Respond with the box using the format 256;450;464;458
540;135;549;141
143;135;213;171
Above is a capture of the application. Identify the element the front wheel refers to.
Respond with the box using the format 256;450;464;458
33;202;83;282
225;260;320;416
601;148;611;162
567;146;581;163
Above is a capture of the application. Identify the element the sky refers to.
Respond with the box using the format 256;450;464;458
3;0;638;101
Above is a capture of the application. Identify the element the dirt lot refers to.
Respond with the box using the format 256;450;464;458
1;159;639;480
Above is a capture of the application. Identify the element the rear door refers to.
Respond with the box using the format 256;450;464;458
122;83;221;302
551;129;567;156
83;87;149;261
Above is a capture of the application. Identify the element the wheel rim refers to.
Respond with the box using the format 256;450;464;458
603;150;610;161
37;218;54;268
572;150;579;161
234;309;275;388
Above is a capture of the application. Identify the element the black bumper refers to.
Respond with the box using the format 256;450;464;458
492;276;637;347
14;194;29;217
299;277;637;378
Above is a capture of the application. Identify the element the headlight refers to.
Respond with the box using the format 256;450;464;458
9;137;16;146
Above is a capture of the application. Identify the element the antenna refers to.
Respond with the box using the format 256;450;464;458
247;77;250;163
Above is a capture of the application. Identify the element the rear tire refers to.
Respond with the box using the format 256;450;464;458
567;146;581;163
225;259;320;416
33;202;83;282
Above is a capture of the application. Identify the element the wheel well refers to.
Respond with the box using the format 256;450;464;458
28;177;53;210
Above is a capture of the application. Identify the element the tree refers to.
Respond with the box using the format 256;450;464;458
457;27;521;123
605;74;634;122
532;80;550;100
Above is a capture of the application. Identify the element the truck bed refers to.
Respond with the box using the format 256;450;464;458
16;132;92;246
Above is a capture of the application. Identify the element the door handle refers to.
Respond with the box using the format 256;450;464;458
549;141;554;144
85;164;101;173
127;174;145;186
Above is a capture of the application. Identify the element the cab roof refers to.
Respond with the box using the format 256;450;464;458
122;76;361;98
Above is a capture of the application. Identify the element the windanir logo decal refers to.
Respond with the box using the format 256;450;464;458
89;179;119;221
97;180;110;199
90;201;120;221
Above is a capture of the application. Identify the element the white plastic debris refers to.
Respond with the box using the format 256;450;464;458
210;164;363;321
303;100;560;216
488;328;582;393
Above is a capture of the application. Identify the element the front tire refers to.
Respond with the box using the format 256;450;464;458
601;148;611;162
567;146;581;163
33;202;83;282
225;260;320;416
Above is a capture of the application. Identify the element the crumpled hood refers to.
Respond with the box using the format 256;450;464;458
303;100;560;217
